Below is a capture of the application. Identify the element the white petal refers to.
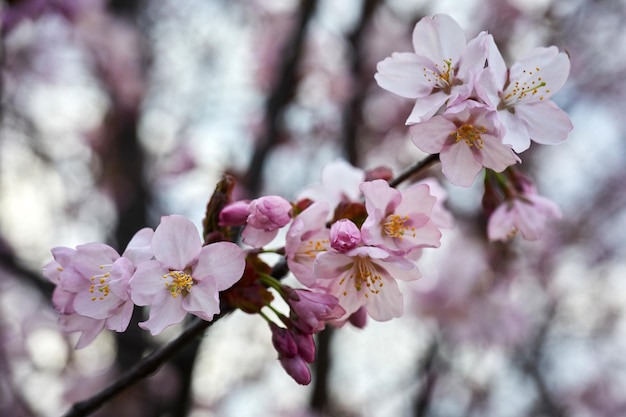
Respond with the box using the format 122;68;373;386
152;215;201;270
375;53;433;98
409;115;455;153
515;101;573;145
412;14;466;64
193;242;245;292
440;143;483;187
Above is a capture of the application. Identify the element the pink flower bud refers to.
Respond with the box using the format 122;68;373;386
270;323;298;358
218;200;251;226
247;196;292;231
329;219;361;253
291;330;316;363
348;306;368;328
279;356;312;385
286;288;345;333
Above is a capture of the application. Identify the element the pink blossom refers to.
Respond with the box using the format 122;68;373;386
218;200;251;226
241;195;293;247
313;246;420;321
285;202;331;287
410;101;520;187
488;193;562;241
285;288;345;333
360;180;442;254
329;219;361;253
476;39;573;152
42;227;154;347
375;14;490;123
269;323;315;385
129;215;245;335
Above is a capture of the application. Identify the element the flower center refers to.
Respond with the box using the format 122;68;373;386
423;59;456;92
339;257;384;298
302;239;329;260
501;67;550;107
163;270;194;298
89;265;111;301
383;214;416;240
455;124;486;148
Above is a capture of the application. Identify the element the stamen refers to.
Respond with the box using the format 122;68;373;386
343;257;384;297
383;215;416;240
455;124;487;148
89;268;112;302
163;270;194;298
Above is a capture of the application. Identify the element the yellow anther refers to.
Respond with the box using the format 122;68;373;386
455;124;487;148
383;214;411;239
165;270;194;298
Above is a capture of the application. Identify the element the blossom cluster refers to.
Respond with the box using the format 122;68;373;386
43;215;245;347
42;14;572;386
375;14;573;187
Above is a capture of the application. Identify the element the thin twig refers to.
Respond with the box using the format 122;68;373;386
388;153;440;188
61;312;231;417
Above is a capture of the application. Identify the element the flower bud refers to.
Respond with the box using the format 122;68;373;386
218;200;250;226
329;219;361;253
247;196;292;231
269;323;298;358
279;356;312;385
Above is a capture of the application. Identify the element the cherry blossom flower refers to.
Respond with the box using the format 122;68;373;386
375;14;490;123
269;323;315;385
360;180;442;254
42;227;154;347
476;38;573;152
284;287;345;333
313;245;419;321
242;195;293;247
130;215;245;335
329;219;361;253
410;101;520;187
218;200;251;227
488;190;562;241
285;202;331;287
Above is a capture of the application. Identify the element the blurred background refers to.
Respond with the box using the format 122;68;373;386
2;0;626;416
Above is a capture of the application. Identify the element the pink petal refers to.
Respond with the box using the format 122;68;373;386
105;301;134;332
487;204;516;241
364;276;404;321
499;109;532;152
374;53;433;99
477;134;520;172
440;143;483;187
406;90;449;124
457;31;489;81
412;14;466;65
515;101;573;146
152;215;202;270
409;115;455;153
509;46;570;103
182;278;220;321
313;252;354;280
73;288;122;320
129;260;169;306
122;227;154;263
139;290;187;335
242;226;279;248
193;241;245;292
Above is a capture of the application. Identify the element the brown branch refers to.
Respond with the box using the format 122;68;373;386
61;311;232;417
388;153;440;188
